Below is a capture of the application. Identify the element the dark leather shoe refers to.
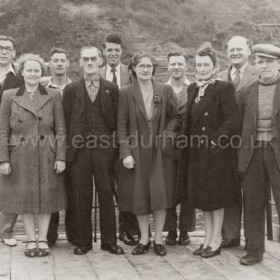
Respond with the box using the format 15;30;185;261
240;254;263;265
221;238;240;248
119;232;138;246
178;231;190;246
74;244;93;255
101;243;124;254
165;231;177;246
153;241;167;256
132;241;151;255
201;246;221;258
193;244;207;256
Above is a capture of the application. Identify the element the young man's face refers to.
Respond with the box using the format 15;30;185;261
0;40;15;66
50;52;69;76
103;42;122;67
168;56;187;80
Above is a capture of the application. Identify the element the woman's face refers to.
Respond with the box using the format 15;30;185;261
195;55;215;80
21;60;42;87
134;57;153;81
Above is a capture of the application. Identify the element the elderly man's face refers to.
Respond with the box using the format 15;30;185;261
256;56;279;80
227;38;250;68
80;48;102;76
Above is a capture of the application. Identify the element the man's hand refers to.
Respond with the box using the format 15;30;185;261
0;162;11;175
123;156;135;169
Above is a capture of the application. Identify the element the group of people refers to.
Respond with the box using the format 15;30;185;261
0;32;279;266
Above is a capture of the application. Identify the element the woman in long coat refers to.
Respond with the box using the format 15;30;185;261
177;46;240;258
117;51;181;256
0;54;66;257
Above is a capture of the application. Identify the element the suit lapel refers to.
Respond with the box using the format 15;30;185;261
191;83;216;125
31;84;52;112
152;80;163;122
100;78;111;114
246;82;258;125
237;65;257;92
120;64;130;87
131;82;148;121
1;72;20;94
74;78;86;107
13;85;38;117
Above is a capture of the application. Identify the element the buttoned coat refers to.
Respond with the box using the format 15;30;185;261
238;79;280;173
177;81;241;211
117;80;181;215
219;64;258;100
63;78;118;162
0;85;66;214
100;63;133;88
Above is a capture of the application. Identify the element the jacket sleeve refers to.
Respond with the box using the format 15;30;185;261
0;92;12;162
54;92;66;161
117;88;132;160
210;82;241;144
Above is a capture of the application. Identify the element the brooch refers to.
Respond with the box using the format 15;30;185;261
153;95;161;106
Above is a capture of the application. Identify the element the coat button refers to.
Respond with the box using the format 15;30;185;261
20;136;25;142
38;116;43;121
18;118;23;123
202;127;206;131
40;135;45;140
204;112;208;116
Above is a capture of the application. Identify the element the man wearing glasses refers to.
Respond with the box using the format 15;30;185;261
0;35;22;247
63;46;124;255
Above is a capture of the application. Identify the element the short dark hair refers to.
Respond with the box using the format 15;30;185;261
195;43;217;66
129;51;156;77
0;35;15;48
103;34;122;48
49;47;69;60
167;51;188;63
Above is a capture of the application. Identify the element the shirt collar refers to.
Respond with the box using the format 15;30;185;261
47;76;72;89
84;77;100;87
232;62;248;75
166;77;190;86
107;63;121;73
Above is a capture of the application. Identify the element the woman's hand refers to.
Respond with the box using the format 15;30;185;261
123;156;135;169
0;162;11;175
54;160;66;174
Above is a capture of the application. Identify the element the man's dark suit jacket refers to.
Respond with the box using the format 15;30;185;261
63;77;118;162
0;71;23;103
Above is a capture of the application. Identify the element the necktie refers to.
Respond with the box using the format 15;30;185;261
233;69;241;88
111;67;117;84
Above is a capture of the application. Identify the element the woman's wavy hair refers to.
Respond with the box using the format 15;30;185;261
17;53;46;76
129;51;156;77
195;42;218;67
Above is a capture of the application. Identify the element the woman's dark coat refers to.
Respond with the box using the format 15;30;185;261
0;85;66;214
117;80;181;215
177;80;241;211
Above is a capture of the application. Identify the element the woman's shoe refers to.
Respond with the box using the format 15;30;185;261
132;241;151;255
193;244;207;256
37;240;50;257
153;241;167;256
24;241;37;258
201;246;221;258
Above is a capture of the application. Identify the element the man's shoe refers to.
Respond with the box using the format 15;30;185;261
119;232;137;246
240;254;263;265
178;231;190;246
132;241;151;255
101;243;124;255
1;237;17;247
201;246;221;258
221;238;240;248
74;244;93;255
165;231;177;246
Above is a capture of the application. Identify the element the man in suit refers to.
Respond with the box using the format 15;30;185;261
0;35;22;247
219;36;258;249
41;47;72;246
164;51;196;246
100;34;140;246
238;44;280;265
63;46;124;255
